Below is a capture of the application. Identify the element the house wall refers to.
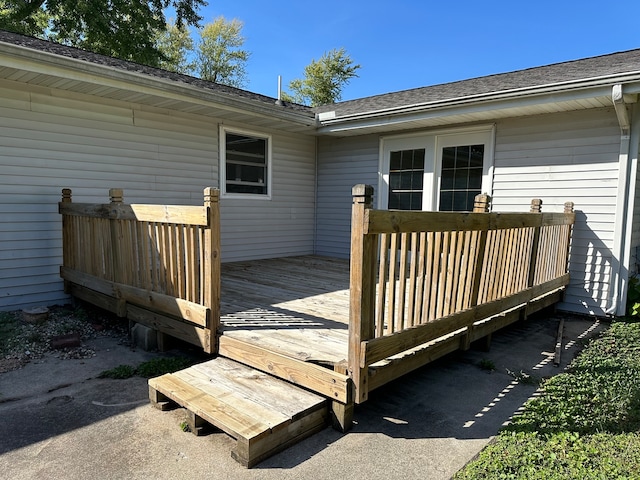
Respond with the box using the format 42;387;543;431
0;80;316;311
315;108;622;316
315;134;379;258
490;108;621;315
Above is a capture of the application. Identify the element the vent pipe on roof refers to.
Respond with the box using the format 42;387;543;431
275;75;283;106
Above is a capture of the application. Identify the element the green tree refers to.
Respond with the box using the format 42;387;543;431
0;0;207;67
196;16;249;88
155;19;195;74
287;48;361;106
0;1;49;37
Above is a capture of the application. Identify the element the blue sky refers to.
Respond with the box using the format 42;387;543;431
192;0;640;101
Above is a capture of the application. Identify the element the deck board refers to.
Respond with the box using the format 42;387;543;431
220;255;350;366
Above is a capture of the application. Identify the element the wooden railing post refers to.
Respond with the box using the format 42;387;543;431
349;184;376;403
473;193;491;213
60;189;72;293
521;198;544;321
203;187;221;354
530;198;542;213
108;188;127;316
462;194;492;350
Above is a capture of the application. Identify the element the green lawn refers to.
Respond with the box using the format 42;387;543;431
455;318;640;480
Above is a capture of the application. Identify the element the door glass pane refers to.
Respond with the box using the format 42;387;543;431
439;144;484;212
388;148;425;210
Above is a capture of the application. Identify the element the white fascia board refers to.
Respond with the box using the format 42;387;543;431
317;75;640;136
0;42;317;127
317;85;616;134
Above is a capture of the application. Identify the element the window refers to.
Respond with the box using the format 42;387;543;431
220;127;271;197
379;126;494;212
438;144;484;211
388;148;425;210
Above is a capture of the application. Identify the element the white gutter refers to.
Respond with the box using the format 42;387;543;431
607;84;637;315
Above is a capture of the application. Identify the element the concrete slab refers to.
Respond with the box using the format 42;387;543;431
0;313;603;480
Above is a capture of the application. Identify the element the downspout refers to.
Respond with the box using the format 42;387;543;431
607;84;635;315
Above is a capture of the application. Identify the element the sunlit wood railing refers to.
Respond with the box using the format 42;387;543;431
349;185;574;402
59;188;220;353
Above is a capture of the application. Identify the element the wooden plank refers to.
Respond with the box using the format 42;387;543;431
189;359;326;420
232;407;328;468
149;359;328;468
68;282;123;316
59;202;208;225
413;232;427;326
218;335;351;403
148;374;270;442
361;274;570;367
368;330;467;392
396;233;409;332
375;233;389;337
61;266;209;326
127;304;208;350
387;233;398;333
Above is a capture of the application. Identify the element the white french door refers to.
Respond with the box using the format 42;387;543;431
379;127;494;211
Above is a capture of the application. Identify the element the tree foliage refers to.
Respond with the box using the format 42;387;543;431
287;48;360;106
155;19;195;74
0;0;207;67
196;16;249;88
0;1;49;37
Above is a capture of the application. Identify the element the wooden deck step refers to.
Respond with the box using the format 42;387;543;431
148;357;329;468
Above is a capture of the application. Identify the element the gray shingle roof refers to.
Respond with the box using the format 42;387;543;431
4;30;640;121
314;48;640;117
0;30;313;115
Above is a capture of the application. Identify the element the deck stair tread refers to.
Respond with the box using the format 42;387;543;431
148;356;328;467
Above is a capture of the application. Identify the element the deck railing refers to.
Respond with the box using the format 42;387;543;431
59;188;221;353
349;185;575;402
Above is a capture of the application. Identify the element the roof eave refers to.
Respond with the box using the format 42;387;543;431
0;41;317;128
316;73;640;134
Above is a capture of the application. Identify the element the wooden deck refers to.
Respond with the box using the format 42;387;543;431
219;256;350;368
59;187;575;467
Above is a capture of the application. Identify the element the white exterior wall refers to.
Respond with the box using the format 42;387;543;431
315;108;623;316
315;134;379;258
0;81;316;310
491;108;621;315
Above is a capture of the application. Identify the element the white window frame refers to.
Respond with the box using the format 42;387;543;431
219;125;272;200
378;125;495;210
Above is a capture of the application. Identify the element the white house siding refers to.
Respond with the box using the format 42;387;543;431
491;108;622;315
315;109;622;316
0;81;316;311
628;104;640;282
315;134;379;258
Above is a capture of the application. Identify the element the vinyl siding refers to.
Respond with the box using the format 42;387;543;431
315;109;623;316
628;104;640;282
315;135;379;258
0;81;315;310
492;108;622;315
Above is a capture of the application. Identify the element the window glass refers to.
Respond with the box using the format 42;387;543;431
224;132;268;195
388;148;425;210
438;144;484;211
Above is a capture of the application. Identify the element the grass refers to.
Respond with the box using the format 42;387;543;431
98;356;194;379
455;318;640;479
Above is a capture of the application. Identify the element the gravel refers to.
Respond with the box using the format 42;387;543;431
0;304;129;373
